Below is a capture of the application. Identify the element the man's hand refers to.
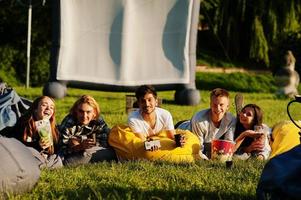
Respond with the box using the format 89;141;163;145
150;145;160;151
179;135;186;147
175;134;186;147
144;139;161;151
80;139;96;149
69;137;95;152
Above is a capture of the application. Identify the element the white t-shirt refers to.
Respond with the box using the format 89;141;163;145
128;107;174;138
191;109;236;150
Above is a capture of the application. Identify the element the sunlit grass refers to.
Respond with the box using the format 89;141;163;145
9;85;296;199
11;159;265;200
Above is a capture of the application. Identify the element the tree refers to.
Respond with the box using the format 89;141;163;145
200;0;301;69
0;0;51;86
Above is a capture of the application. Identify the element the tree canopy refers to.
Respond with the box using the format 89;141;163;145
1;0;301;86
200;0;301;71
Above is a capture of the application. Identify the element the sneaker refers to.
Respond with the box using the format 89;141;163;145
235;93;244;115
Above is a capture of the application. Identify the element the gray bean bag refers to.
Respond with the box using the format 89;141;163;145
0;137;40;195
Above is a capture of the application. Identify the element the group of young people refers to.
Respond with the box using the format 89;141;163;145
127;86;271;161
5;85;271;169
179;88;271;160
10;95;117;169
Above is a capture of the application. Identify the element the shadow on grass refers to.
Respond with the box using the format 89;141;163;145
162;99;178;105
101;110;125;115
49;185;255;200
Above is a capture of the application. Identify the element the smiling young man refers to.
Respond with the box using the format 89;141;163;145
128;85;175;142
190;88;236;159
59;95;117;165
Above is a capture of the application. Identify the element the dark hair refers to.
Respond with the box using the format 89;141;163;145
234;103;263;139
135;85;157;100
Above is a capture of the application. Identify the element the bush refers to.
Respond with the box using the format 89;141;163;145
195;72;277;93
0;46;20;85
30;46;50;86
0;1;51;87
270;31;301;75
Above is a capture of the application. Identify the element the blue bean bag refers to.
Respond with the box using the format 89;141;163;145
257;145;301;199
0;137;40;195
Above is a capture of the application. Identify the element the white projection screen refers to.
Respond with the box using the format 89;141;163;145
44;0;201;105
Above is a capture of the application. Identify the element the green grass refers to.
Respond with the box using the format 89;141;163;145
7;84;299;199
196;48;266;70
195;72;278;93
197;50;238;68
10;159;264;200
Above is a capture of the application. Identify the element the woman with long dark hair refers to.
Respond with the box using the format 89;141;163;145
234;104;271;160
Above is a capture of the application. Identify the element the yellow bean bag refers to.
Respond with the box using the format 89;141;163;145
108;125;201;163
270;120;301;159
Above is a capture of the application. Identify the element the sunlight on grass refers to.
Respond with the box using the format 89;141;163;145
9;86;296;200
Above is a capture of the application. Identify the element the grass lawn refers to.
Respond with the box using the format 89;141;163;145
7;85;298;200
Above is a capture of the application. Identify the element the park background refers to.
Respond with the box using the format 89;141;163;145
1;0;301;89
1;0;301;199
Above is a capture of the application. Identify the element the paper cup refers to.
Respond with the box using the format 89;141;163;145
35;119;53;147
211;139;235;162
254;125;264;133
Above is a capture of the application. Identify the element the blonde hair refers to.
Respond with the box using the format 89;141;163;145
70;95;100;120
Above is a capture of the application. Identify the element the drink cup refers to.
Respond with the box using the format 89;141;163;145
91;133;96;144
253;125;266;154
35;119;53;147
203;142;212;159
211;139;235;162
254;125;264;134
174;134;184;147
226;160;233;168
86;133;96;145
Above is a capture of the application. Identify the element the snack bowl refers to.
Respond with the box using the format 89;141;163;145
211;139;235;162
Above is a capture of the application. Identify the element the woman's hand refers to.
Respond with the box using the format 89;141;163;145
243;130;264;138
39;138;52;149
234;130;263;153
244;136;265;153
235;130;263;143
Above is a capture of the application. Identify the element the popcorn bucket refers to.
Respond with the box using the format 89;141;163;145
211;139;235;162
